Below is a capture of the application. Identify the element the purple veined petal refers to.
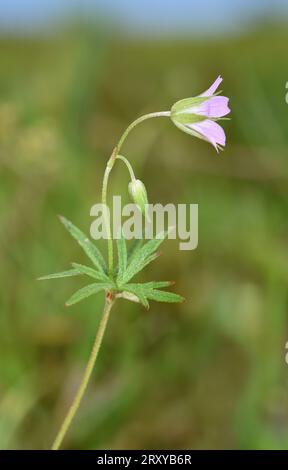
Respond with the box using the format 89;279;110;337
194;96;230;118
201;75;223;97
188;119;226;151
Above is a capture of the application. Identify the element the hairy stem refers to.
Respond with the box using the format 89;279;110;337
51;297;115;450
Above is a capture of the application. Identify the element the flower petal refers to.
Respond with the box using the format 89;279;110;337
201;75;223;97
194;96;230;118
188;119;226;151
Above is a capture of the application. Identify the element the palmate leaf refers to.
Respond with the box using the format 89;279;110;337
38;263;109;283
119;281;185;308
127;238;143;264
120;230;168;285
39;218;184;309
38;268;81;280
59;216;107;274
71;263;110;282
65;282;113;307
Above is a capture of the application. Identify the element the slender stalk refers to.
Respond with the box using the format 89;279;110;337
51;297;114;450
101;112;170;276
116;155;136;181
101;148;117;277
117;111;170;153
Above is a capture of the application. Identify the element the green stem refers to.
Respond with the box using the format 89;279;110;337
51;297;115;450
101;112;170;276
101;147;117;277
117;111;170;153
116;155;136;181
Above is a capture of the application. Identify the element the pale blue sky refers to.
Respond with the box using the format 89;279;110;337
0;0;287;35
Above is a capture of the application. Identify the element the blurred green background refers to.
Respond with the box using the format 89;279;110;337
1;0;288;450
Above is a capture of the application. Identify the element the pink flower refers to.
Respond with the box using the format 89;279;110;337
170;76;230;152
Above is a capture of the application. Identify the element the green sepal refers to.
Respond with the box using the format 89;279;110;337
171;119;206;141
171;95;209;115
172;112;206;125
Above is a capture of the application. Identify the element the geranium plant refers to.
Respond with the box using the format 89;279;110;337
39;76;230;450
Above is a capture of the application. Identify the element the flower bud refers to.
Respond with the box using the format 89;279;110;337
128;179;149;217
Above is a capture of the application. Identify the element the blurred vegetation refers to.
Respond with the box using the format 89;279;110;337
0;23;288;449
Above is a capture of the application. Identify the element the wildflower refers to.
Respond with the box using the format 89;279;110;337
170;75;230;152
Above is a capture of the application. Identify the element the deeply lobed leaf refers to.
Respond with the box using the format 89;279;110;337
59;216;107;274
39;220;184;310
120;231;168;284
65;282;113;306
144;289;184;304
120;280;185;308
127;238;143;264
72;263;110;282
38;269;81;280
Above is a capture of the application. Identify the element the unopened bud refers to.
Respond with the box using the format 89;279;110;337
128;179;149;218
